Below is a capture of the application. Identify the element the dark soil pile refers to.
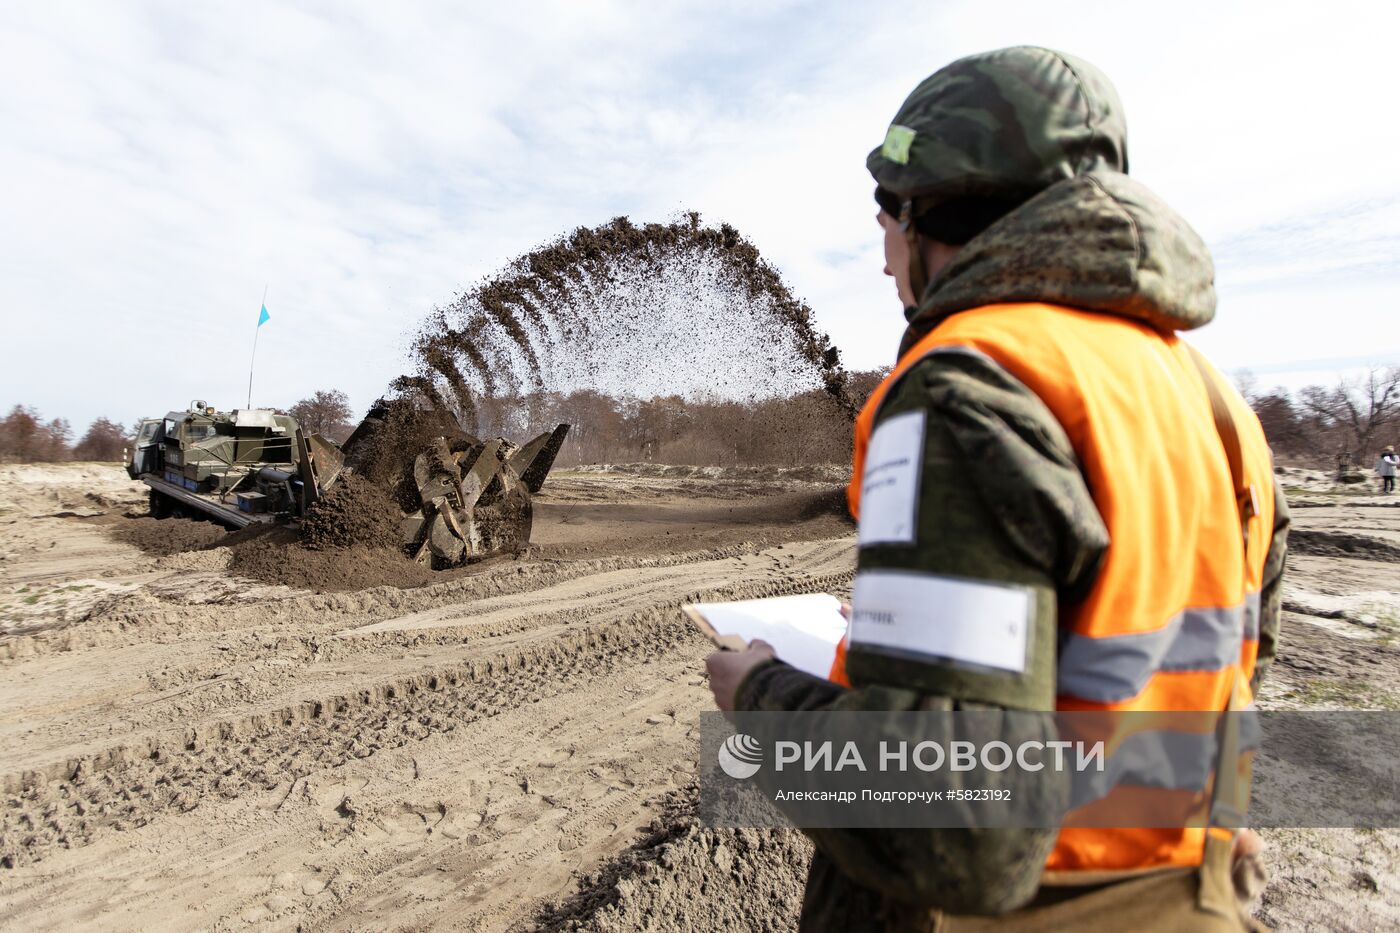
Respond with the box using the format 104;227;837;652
227;537;436;592
533;790;809;932
1290;528;1400;563
796;484;855;522
393;213;855;431
111;517;228;556
217;482;434;592
299;474;402;551
103;505;435;593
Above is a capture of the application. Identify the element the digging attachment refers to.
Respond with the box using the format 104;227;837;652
400;434;540;567
338;400;566;566
295;430;347;513
509;423;571;494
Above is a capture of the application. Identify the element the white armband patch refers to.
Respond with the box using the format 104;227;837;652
858;410;924;545
850;570;1032;673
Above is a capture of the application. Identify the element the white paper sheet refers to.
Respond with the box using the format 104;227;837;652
685;592;847;678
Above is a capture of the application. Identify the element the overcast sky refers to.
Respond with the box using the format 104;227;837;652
3;1;1397;432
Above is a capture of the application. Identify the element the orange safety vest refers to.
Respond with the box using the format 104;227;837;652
836;302;1273;875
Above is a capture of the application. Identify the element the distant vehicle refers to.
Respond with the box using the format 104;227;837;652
126;400;344;529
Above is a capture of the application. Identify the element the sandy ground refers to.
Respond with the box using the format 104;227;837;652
1;462;1398;931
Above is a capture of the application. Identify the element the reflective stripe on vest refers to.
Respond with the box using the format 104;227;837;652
1057;592;1261;704
842;303;1275;874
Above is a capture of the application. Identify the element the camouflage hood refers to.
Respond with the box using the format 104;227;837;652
902;171;1217;354
869;47;1215;353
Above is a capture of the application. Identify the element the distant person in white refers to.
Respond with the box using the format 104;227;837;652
1378;445;1398;494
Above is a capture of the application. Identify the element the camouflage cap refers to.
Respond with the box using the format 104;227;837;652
869;46;1128;211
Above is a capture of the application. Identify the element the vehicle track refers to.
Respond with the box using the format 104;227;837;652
1;640;710;931
2;539;852;774
2;559;852;870
0;592;801;931
2;537;844;662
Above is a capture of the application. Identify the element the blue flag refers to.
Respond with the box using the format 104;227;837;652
258;304;270;327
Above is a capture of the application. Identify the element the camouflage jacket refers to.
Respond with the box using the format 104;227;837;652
735;47;1290;932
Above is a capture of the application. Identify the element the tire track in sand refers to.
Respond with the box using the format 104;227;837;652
1;639;712;932
1;539;853;874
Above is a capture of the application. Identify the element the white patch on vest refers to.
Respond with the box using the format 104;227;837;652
850;570;1031;673
857;410;924;545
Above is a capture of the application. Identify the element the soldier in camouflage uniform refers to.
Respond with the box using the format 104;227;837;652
706;46;1289;930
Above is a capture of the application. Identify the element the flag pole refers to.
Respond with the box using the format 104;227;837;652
247;285;268;409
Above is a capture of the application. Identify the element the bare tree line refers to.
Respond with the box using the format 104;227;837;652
468;371;887;467
468;365;1399;470
1238;365;1400;469
4;366;1394;469
0;390;357;464
0;406;127;463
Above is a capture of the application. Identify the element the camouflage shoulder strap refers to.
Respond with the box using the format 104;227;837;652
1188;345;1257;915
1187;345;1259;554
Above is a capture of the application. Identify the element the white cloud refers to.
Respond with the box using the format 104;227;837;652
1;1;1396;434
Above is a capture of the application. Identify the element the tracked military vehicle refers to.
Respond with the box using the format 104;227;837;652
126;400;345;529
127;398;571;564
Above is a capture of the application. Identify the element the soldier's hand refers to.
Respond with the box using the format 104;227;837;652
705;640;776;713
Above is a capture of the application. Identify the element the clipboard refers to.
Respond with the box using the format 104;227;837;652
683;605;751;652
684;592;847;678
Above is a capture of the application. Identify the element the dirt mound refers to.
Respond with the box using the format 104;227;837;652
795;484;854;523
299;474;401;551
534;792;810;932
225;473;423;591
1290;529;1400;563
110;516;228;556
227;536;435;592
102;499;428;592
